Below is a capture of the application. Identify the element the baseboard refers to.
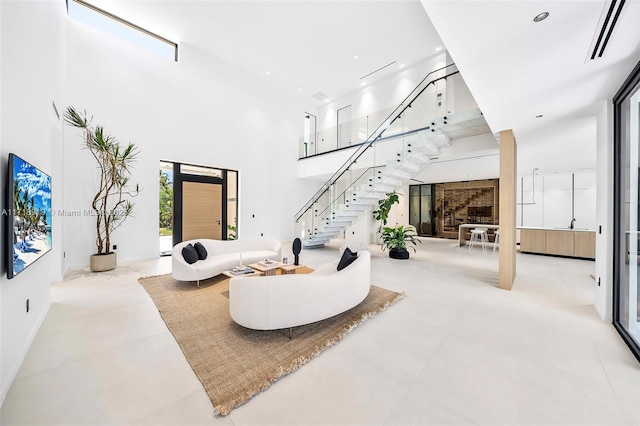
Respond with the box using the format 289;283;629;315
0;296;52;407
594;301;613;323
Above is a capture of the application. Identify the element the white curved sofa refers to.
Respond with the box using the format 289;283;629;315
229;251;370;330
172;237;281;285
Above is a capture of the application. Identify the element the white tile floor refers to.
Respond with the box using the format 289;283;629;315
1;237;639;425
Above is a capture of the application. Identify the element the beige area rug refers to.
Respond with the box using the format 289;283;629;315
138;270;403;416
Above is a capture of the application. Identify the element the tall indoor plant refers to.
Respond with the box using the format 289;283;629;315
64;106;140;272
372;191;400;232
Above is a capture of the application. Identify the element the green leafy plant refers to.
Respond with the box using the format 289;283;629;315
64;106;140;255
372;191;400;231
227;223;237;240
380;225;421;252
159;170;173;231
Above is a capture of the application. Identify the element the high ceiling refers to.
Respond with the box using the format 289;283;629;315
80;0;640;178
422;0;640;174
86;0;445;104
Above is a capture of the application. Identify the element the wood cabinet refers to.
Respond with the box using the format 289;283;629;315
519;229;545;253
518;228;595;259
573;231;596;259
545;230;574;256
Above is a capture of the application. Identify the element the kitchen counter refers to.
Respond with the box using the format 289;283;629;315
518;226;595;232
518;227;595;259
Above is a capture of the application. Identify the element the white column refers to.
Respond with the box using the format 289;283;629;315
594;100;614;321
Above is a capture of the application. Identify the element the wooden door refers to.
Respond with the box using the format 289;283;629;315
182;181;222;240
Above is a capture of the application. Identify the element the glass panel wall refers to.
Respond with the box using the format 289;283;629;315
159;161;174;256
409;184;434;236
227;170;237;240
421;185;433;235
614;61;640;362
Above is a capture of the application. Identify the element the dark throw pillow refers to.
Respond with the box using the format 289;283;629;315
337;247;358;271
194;241;208;260
182;244;199;264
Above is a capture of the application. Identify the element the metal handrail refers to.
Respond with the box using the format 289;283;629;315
294;63;459;222
312;165;386;221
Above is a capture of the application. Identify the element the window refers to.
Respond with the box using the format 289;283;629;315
613;60;640;363
67;0;178;61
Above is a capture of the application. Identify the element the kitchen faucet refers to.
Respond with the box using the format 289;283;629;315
570;218;576;229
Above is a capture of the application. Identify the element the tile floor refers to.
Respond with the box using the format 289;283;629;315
1;237;639;425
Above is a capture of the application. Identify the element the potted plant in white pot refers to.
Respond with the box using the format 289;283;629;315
64;106;140;272
380;225;421;259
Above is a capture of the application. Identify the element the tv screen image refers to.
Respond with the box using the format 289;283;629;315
8;153;52;279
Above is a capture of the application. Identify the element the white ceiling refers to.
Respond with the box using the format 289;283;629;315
87;0;445;104
422;0;640;174
82;0;640;179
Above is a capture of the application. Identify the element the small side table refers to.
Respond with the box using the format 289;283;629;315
278;264;305;275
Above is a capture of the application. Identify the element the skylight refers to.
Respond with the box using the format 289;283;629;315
67;0;178;62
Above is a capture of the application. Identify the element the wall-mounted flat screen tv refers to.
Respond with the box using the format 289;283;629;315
7;153;52;279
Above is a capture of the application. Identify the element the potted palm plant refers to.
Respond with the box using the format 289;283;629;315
64;106;140;272
380;225;421;259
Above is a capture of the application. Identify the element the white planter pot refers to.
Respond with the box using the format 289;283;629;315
90;252;117;272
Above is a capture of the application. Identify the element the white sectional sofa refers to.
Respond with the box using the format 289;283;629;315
172;237;281;285
229;251;371;330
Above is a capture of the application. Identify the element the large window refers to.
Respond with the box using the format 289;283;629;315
67;0;178;61
614;60;640;362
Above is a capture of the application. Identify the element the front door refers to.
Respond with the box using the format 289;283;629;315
170;161;237;246
182;181;222;240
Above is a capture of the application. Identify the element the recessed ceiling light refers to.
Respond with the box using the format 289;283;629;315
325;99;330;103
353;55;358;60
533;12;549;22
298;87;302;91
399;63;405;68
536;114;544;118
435;46;442;52
266;70;271;75
361;81;366;86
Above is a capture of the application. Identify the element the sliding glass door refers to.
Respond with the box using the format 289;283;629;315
614;61;640;362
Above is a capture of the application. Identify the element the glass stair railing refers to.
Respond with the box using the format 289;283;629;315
294;63;461;247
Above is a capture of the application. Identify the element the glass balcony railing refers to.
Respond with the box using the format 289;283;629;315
298;66;466;160
294;64;461;242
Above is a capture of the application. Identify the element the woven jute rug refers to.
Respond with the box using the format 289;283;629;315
138;270;403;416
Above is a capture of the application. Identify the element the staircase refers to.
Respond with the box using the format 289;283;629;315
294;63;486;248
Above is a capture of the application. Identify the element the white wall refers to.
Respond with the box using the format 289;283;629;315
316;54;447;135
0;0;67;404
516;117;597;175
595;100;614;321
517;171;597;230
63;18;311;268
1;0;318;403
415;132;500;183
